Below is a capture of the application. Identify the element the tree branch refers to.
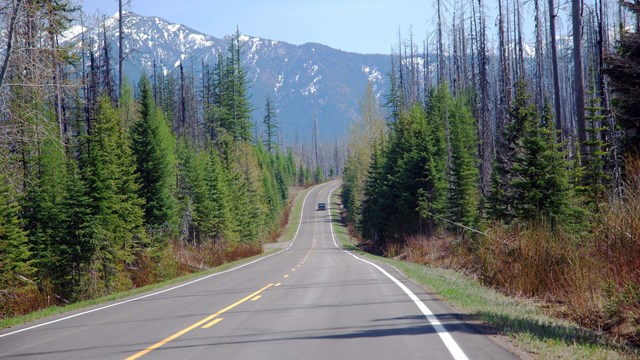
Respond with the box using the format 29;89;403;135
0;0;24;89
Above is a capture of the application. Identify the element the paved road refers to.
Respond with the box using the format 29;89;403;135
0;181;517;359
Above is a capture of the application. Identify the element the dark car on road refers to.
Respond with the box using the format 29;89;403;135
317;202;326;211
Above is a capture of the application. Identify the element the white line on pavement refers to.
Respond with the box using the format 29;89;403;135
327;185;469;360
0;183;329;339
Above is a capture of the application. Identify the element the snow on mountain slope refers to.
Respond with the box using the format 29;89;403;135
65;11;391;142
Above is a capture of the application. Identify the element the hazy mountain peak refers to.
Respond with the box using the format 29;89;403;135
66;11;391;141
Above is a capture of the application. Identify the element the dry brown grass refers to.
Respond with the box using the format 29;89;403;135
592;157;640;345
0;285;49;319
396;180;640;347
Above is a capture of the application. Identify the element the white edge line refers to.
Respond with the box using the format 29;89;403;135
327;185;469;360
0;183;326;339
0;251;280;339
285;182;324;251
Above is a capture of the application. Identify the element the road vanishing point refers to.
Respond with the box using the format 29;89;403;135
0;181;517;359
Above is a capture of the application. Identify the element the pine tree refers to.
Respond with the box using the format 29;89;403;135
0;174;34;288
488;81;573;227
221;30;253;142
58;159;94;297
204;146;232;242
447;94;480;230
85;96;147;294
577;86;609;207
313;165;323;184
360;139;389;244
488;81;534;222
20;117;69;289
419;86;449;235
512;103;571;227
131;75;178;237
263;95;278;152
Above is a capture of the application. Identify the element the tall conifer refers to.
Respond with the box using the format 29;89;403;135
131;75;178;236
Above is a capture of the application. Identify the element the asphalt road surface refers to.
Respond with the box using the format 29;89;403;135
0;181;517;359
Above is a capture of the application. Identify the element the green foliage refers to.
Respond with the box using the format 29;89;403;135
360;139;389;242
447;94;480;230
1;14;300;310
263;95;279;152
84;97;147;294
342;81;386;228
58;159;94;297
419;85;450;230
575;88;609;208
0;174;34;287
131;75;178;237
20;126;68;279
488;81;575;228
487;81;533;222
512;105;571;227
313;165;324;184
177;140;231;245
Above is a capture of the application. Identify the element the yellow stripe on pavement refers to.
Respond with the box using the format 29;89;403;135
125;283;273;360
202;318;224;329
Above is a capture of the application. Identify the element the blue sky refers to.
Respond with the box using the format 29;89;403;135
79;0;437;54
78;1;571;55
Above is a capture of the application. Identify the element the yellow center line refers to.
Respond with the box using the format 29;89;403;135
274;282;282;287
284;274;289;278
125;283;274;360
250;295;262;301
202;318;224;329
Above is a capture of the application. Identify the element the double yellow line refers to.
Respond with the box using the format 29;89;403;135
125;283;274;360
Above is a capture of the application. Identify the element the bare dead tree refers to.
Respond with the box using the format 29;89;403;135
534;0;545;110
572;0;587;156
0;0;24;89
549;0;564;139
498;0;512;130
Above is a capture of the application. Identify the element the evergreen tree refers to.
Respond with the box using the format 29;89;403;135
20;118;70;290
221;30;253;141
204;146;232;242
488;80;533;222
360;139;389;244
511;103;571;227
85;96;147;294
0;174;34;288
488;81;573;227
418;86;449;235
263;95;278;152
447;94;480;230
577;87;609;208
58;159;94;297
313;165;323;184
342;81;386;229
131;75;178;237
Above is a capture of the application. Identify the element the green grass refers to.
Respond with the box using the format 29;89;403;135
329;187;635;359
276;186;313;243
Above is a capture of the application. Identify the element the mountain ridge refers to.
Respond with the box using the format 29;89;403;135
64;11;392;142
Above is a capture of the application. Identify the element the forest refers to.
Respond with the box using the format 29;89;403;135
0;2;323;317
342;0;639;346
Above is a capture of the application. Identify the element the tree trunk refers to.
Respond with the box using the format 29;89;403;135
572;0;587;157
549;0;563;139
118;0;124;101
0;0;24;89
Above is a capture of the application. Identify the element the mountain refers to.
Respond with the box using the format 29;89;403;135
63;12;391;142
